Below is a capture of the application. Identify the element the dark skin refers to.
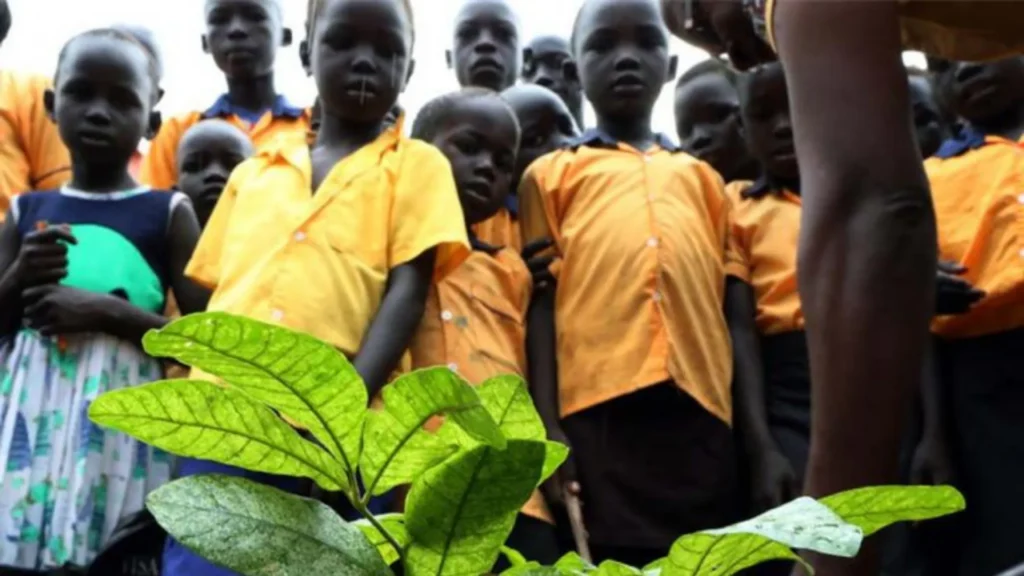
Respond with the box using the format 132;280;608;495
668;5;940;574
446;0;521;92
176;119;254;228
908;74;946;159
430;98;519;227
0;35;207;343
522;35;584;128
502;84;579;286
676;69;759;182
203;0;292;116
528;0;678;511
310;0;430;398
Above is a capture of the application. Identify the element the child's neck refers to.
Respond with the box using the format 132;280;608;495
225;74;277;114
970;101;1024;141
69;159;136;193
315;112;386;154
596;115;655;151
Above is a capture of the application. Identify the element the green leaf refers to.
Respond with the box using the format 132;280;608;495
405;440;548;576
354;514;410;566
554;552;595;573
663;533;811;576
148;475;390;576
702;497;861;557
501;563;560;576
89;379;343;490
360;368;504;496
143;313;367;474
593;561;642;575
641;558;665;576
819;485;966;537
501;545;529;567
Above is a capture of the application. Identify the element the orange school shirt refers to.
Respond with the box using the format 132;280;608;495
519;129;735;424
186;117;470;356
472;195;521;253
409;239;551;522
0;70;71;219
724;180;804;335
141;95;311;190
926;129;1024;338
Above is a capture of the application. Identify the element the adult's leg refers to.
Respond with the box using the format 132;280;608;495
772;2;936;574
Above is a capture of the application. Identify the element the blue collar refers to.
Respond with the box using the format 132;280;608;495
742;176;800;199
567;128;681;152
504;194;519;219
469;234;502;254
933;126;987;159
201;94;305;121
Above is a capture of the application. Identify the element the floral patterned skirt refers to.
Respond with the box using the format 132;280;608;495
0;331;170;569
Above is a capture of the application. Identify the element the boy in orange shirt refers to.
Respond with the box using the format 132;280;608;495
141;0;309;189
521;0;738;565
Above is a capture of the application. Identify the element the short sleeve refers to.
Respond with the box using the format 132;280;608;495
22;74;70;190
722;181;752;282
390;141;470;280
518;156;563;279
141;113;194;189
185;162;244;289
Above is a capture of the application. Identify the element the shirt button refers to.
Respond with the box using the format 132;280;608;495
647;193;656;202
647;237;659;248
440;310;453;322
447;363;459;373
652;290;663;303
270;309;284;321
643;155;652;163
1019;248;1024;259
294;231;306;242
1018;193;1024;205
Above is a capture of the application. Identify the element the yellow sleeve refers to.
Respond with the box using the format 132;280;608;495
21;75;70;190
518;156;563;279
722;181;752;282
141;113;196;189
390;141;470;280
185;162;245;289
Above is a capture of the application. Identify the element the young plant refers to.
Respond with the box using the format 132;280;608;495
89;313;965;576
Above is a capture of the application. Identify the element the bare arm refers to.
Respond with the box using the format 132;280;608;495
0;215;23;335
167;198;209;316
725;278;774;460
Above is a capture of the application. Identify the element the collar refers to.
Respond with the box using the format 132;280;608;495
469;233;502;255
741;176;800;199
505;194;519;219
567;127;682;152
201;94;305;120
933;126;987;159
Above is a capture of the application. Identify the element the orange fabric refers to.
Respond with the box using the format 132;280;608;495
409;247;550;522
186;118;470;356
0;70;70;219
927;135;1024;338
519;144;735;424
763;0;1024;61
472;207;521;253
725;181;804;335
141;108;311;190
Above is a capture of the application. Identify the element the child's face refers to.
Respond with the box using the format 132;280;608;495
675;72;751;182
739;63;798;181
432;98;519;225
176;122;253;227
574;0;674;122
908;75;945;159
522;36;580;112
502;85;579;186
204;0;283;80
313;0;412;123
51;36;155;166
936;57;1024;125
448;0;520;91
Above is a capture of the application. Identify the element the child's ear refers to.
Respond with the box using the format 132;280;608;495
299;40;311;75
562;60;579;85
666;55;679;84
521;47;534;76
147;111;163;141
445;49;453;70
43;89;56;123
404;58;416;91
201;35;210;53
281;28;293;47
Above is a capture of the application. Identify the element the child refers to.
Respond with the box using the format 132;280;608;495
521;0;737;566
111;24;165;181
0;27;206;569
907;68;948;159
447;0;521;93
926;56;1024;576
175;120;254;228
521;35;584;128
0;0;70;217
163;0;470;573
409;87;560;569
674;58;759;183
140;0;310;190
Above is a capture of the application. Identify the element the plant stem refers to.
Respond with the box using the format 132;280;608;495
353;497;406;564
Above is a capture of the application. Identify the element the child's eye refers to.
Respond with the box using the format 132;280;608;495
523;132;548;148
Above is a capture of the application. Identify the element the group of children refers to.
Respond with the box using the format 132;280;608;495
0;0;1019;575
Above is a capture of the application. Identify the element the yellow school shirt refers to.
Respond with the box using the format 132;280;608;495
0;70;70;218
186;117;471;355
749;0;1024;62
141;95;311;190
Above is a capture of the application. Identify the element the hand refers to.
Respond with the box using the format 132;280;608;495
13;225;76;289
22;285;107;337
910;436;954;486
663;0;775;70
540;425;580;510
750;448;799;512
935;261;985;315
522;238;555;288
